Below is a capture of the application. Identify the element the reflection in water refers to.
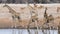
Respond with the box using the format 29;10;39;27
0;29;58;34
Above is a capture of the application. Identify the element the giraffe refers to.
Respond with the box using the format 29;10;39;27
26;0;39;34
42;7;50;34
3;4;21;28
43;7;54;26
42;7;55;34
27;5;39;34
44;7;49;23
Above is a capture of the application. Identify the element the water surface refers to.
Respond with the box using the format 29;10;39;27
0;29;58;34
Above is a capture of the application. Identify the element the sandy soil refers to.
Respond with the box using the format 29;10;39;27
0;4;60;29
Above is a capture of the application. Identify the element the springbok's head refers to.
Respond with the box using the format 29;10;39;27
3;4;8;7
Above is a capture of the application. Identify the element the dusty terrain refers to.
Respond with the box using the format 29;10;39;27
0;4;60;29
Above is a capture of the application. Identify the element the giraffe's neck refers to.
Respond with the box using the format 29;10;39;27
5;5;16;14
44;8;48;19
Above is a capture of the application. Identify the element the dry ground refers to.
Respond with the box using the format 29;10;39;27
0;4;60;29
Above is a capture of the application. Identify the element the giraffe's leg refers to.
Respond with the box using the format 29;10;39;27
12;16;15;20
12;16;16;28
27;19;31;34
17;16;21;22
32;19;35;22
14;16;20;28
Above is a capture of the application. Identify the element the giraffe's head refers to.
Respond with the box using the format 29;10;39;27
3;4;8;7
